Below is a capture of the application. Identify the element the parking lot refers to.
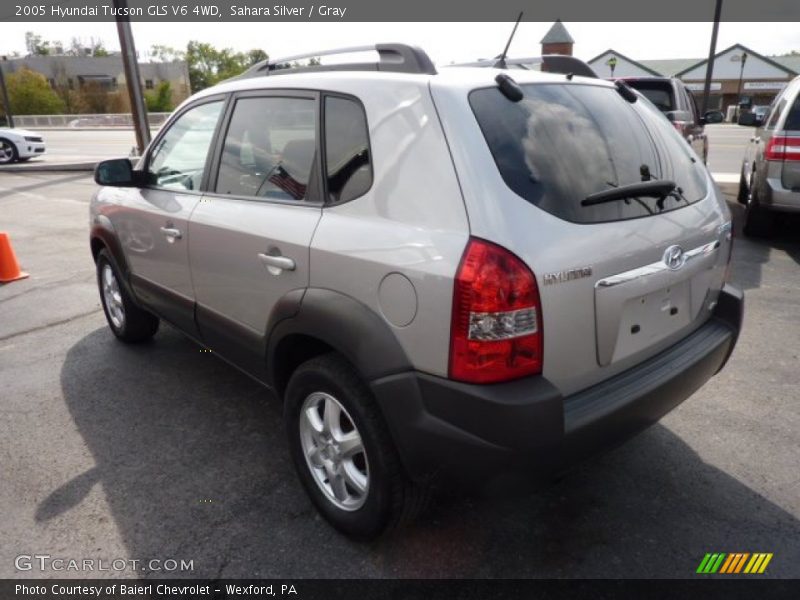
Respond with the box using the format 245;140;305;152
1;132;799;577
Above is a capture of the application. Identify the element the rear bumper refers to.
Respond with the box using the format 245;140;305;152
764;176;800;212
371;285;743;486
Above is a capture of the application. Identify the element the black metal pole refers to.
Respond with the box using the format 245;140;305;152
700;0;723;117
736;53;747;107
0;58;14;129
114;0;150;154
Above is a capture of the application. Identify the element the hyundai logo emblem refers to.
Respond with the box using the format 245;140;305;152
663;245;686;270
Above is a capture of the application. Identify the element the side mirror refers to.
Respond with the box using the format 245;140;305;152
702;110;724;125
94;158;138;187
737;112;758;127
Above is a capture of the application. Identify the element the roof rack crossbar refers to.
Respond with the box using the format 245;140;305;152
237;43;437;79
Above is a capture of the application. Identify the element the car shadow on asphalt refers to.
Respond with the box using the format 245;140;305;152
52;325;800;578
726;199;800;291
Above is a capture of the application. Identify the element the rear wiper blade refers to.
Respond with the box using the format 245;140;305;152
581;179;677;207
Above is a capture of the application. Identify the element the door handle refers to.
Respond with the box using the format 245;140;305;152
159;226;182;240
258;252;296;272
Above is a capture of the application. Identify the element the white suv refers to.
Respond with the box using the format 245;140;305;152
90;44;743;539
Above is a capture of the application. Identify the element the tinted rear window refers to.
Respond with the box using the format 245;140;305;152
785;93;800;131
469;83;708;224
623;81;675;112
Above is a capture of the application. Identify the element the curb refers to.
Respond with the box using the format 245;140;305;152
0;161;96;173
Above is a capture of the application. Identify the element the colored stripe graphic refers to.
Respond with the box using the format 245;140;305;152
697;553;727;573
744;553;774;574
698;553;773;574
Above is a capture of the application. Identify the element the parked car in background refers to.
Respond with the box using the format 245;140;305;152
615;77;724;164
752;104;770;125
90;44;742;539
0;128;46;164
737;75;800;236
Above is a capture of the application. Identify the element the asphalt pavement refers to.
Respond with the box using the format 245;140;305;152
0;169;798;579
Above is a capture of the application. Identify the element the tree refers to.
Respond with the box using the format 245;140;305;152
144;81;174;112
247;49;268;66
24;32;51;56
185;41;269;92
76;80;110;113
150;45;185;62
779;50;800;56
2;68;64;114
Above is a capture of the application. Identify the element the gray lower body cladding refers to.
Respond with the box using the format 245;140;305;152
369;285;744;487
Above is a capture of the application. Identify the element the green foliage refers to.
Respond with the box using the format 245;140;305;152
150;45;185;62
2;67;64;114
24;32;50;56
144;81;173;112
185;41;269;92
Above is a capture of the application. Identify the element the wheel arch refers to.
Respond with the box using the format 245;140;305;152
90;217;140;306
267;288;412;399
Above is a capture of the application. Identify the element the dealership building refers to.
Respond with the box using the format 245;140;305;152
539;21;799;113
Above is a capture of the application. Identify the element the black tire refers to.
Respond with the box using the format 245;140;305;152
742;183;773;238
96;248;159;342
737;169;749;204
285;353;427;540
0;138;18;164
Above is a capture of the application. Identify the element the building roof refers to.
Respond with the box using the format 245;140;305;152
674;44;797;78
638;58;703;77
540;20;574;45
771;54;800;74
587;49;662;76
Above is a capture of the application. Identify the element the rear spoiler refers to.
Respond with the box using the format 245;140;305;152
450;55;597;79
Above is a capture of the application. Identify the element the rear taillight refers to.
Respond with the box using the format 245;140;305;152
765;136;800;162
449;238;543;384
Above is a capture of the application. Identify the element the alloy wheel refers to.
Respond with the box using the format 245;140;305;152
299;391;369;511
101;264;126;329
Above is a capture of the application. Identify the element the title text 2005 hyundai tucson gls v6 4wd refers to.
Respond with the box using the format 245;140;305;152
90;45;743;539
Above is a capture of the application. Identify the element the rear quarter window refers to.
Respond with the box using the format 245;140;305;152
784;93;800;131
469;82;708;224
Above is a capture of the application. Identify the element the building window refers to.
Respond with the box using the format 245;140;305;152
145;79;154;89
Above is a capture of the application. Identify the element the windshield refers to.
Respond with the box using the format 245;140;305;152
469;82;708;224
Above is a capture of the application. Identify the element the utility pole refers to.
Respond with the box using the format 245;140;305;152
114;0;150;154
0;57;14;129
700;0;723;117
736;51;748;115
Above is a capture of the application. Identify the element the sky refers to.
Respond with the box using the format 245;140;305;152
2;22;799;65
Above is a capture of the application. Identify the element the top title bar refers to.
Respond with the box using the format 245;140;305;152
2;0;799;22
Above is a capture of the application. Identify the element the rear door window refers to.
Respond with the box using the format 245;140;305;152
469;83;708;224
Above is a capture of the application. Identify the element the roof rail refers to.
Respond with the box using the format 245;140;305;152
236;44;437;79
449;55;597;79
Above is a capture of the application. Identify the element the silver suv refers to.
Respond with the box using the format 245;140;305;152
737;74;800;236
90;44;743;539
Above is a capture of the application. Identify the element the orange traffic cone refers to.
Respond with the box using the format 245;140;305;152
0;232;29;283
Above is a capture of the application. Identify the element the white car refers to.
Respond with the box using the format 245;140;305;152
0;128;46;164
